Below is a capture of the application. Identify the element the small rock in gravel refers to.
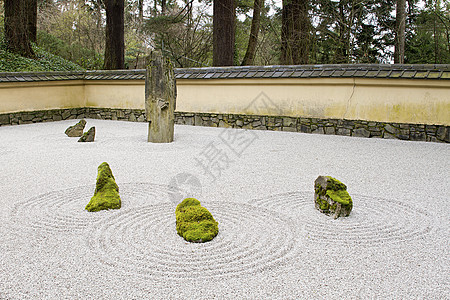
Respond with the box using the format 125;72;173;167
65;119;86;137
78;126;95;142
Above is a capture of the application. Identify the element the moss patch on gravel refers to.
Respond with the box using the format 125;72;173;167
85;162;121;212
175;198;218;243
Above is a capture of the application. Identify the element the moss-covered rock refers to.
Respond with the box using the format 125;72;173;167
175;198;218;243
85;162;121;212
314;176;352;219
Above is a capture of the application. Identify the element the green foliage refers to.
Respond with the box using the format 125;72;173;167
37;31;103;70
405;3;450;64
0;39;84;72
85;162;121;212
175;198;219;243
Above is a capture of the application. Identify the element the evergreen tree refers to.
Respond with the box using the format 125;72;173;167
103;0;125;69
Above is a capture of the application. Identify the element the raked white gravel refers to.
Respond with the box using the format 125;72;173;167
0;119;448;299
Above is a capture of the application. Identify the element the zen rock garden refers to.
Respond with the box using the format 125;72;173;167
79;55;353;244
314;176;353;219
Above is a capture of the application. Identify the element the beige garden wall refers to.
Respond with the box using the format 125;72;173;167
176;78;450;126
84;80;145;109
1;76;449;126
0;81;85;113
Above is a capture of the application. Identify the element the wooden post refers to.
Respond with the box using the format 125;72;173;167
145;51;176;143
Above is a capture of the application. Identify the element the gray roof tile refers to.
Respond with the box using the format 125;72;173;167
414;71;429;79
255;70;266;77
320;70;334;77
246;71;257;78
331;70;345;77
280;70;294;78
219;72;230;78
236;71;248;78
262;71;275;78
376;70;391;78
300;70;314;77
354;70;368;77
291;71;304;77
428;71;441;79
402;70;416;78
441;72;450;79
343;70;357;77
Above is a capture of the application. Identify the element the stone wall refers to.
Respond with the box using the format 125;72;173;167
0;108;448;143
0;108;146;126
174;112;449;143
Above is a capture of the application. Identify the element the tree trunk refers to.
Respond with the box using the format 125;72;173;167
4;0;35;58
103;0;125;70
394;0;406;64
161;0;166;15
241;0;263;66
213;0;235;66
138;0;144;25
26;0;37;43
281;0;310;65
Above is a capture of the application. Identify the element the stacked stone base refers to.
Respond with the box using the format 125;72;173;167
0;109;448;143
174;112;449;143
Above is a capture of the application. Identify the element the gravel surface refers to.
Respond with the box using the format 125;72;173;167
0;119;449;299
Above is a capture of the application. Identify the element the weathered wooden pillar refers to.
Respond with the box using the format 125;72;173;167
145;51;176;143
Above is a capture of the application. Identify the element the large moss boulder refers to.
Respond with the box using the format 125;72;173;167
85;162;121;212
314;176;352;219
175;198;218;243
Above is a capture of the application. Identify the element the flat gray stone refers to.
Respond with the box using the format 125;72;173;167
353;128;370;138
0;114;10;125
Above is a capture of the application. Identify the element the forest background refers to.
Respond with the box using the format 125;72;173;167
0;0;449;72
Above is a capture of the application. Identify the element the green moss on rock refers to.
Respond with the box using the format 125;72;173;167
325;176;347;191
85;162;121;212
175;198;218;243
314;176;352;219
326;189;352;205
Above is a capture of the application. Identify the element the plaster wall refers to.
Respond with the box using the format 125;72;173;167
0;81;85;113
0;77;449;125
176;78;450;125
84;80;145;109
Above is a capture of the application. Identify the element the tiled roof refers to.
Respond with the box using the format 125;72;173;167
0;70;145;83
173;64;450;80
0;64;448;83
